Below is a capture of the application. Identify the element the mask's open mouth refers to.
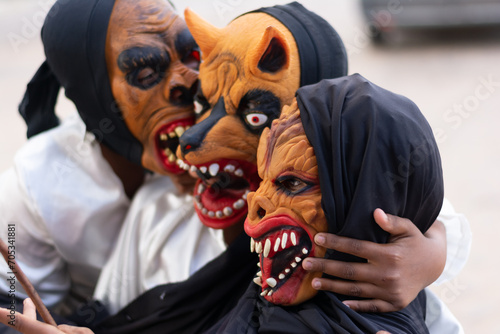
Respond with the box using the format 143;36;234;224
246;215;315;304
155;117;194;174
178;159;260;229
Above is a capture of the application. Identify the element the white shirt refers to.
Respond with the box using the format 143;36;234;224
93;175;226;315
0;116;130;312
425;198;471;334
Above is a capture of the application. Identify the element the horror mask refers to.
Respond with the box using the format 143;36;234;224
245;101;327;305
106;0;200;175
177;8;300;229
245;74;445;306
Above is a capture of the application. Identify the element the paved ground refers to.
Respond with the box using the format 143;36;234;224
1;1;499;332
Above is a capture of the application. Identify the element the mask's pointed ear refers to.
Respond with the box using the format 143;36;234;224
247;26;290;78
184;8;222;59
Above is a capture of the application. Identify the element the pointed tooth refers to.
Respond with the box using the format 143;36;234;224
233;199;245;210
168;153;176;162
257;262;261;268
223;206;233;217
291;262;297;268
224;164;235;173
281;232;288;249
160;133;168;141
257;271;262;277
256;242;262;254
197;183;205;194
208;211;215;218
295;257;302;262
174;126;185;137
242;190;250;200
274;238;281;252
234;168;244;177
264;239;271;258
168;132;176;138
267;290;273;296
285;268;290;273
190;165;197;173
250;238;255;253
302;248;309;255
164;148;173;155
199;166;207;174
253;277;262;286
215;210;223;218
266;278;277;288
279;273;285;280
260;289;269;297
209;163;220;177
291;232;297;246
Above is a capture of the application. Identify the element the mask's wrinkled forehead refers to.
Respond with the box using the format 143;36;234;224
260;102;304;172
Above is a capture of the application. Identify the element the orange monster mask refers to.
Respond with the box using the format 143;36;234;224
106;0;200;175
177;3;347;230
245;101;327;305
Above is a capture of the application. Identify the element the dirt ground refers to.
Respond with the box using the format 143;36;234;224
1;1;499;332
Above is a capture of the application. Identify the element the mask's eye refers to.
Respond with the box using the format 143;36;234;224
245;113;268;128
136;67;161;89
182;49;201;70
119;47;170;90
275;175;312;196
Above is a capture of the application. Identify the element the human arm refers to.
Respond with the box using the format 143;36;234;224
302;208;447;312
0;298;93;334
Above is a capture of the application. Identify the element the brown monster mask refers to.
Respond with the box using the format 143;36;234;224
245;101;327;305
176;8;301;229
176;3;346;231
106;0;200;175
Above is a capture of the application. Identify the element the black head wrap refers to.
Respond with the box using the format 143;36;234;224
18;0;143;164
298;74;444;263
248;1;348;85
201;74;442;333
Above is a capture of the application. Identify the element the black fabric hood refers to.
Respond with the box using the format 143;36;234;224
297;74;444;263
19;0;143;165
250;1;348;86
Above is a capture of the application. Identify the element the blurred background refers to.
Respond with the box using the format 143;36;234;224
1;0;499;332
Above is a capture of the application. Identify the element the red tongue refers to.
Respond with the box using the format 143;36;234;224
197;182;246;212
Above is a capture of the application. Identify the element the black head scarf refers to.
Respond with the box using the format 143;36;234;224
298;74;444;263
203;74;442;334
19;0;143;164
247;1;348;85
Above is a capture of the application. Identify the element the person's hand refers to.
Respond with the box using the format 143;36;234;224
0;298;93;334
302;208;446;312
